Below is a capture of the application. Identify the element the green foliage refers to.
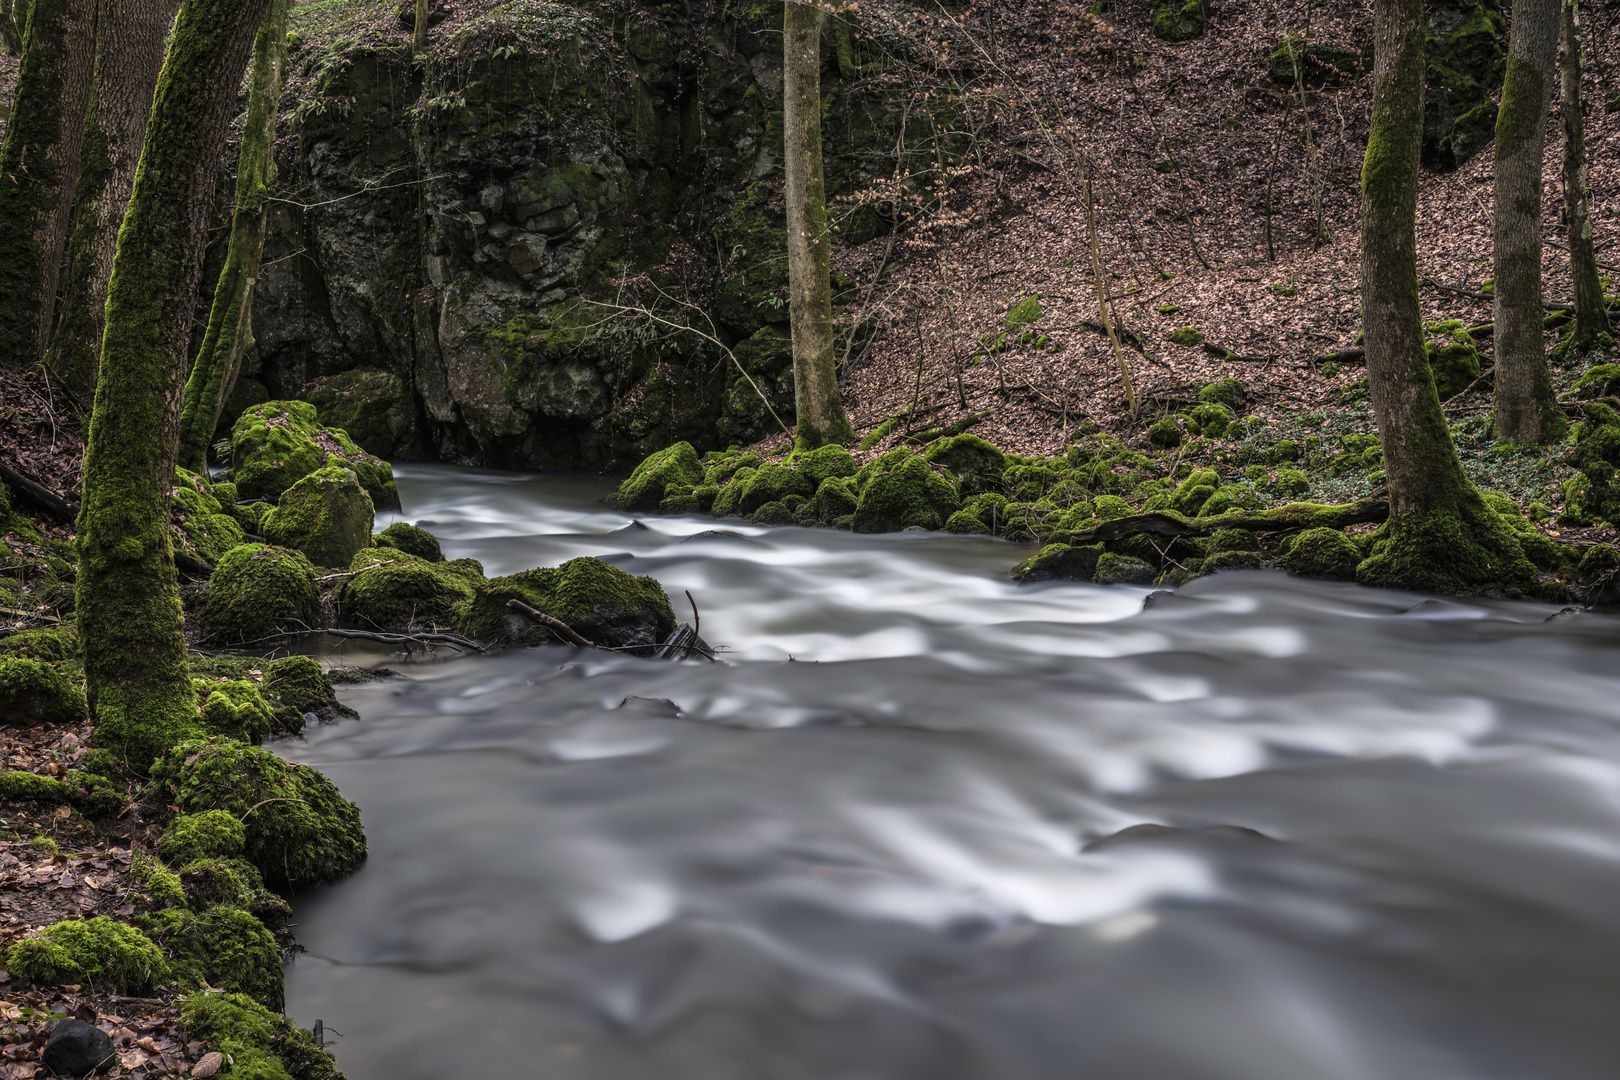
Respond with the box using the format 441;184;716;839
200;545;320;645
160;810;248;864
0;656;88;724
182;991;343;1080
5;917;167;992
149;737;366;890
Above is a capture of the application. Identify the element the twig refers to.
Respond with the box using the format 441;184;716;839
505;599;596;649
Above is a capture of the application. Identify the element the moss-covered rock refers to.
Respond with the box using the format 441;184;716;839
0;770;71;802
232;400;400;510
182;991;343;1080
1270;35;1363;88
160;809;247;864
340;548;479;633
199;545;320;645
301;366;415;458
194;678;276;744
852;455;960;533
265;655;335;714
149;737;366;890
1202;550;1265;573
5;917;166;992
1147;415;1182;448
261;466;375;569
1422;0;1507;170
1199;377;1245;411
1273;468;1310;498
1152;0;1206;40
795;444;859;487
736;462;815;515
1093;552;1157;585
925;434;1006;496
751;500;795;526
175;857;289;922
1203;528;1260;554
172;468;246;565
144;905;282;1009
1284;528;1362;580
0;656;87;725
1169;326;1206;346
0;624;79;662
812;477;859;523
944;509;990;534
375;521;443;561
455;556;675;650
616;442;705;512
1011;543;1105;583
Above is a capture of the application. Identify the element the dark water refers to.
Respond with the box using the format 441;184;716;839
281;464;1620;1080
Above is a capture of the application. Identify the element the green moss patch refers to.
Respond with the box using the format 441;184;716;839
160;809;248;864
853;455;960;533
265;655;335;714
455;556;675;649
261;466;376;569
6;916;166;992
232;400;400;510
1284;528;1362;580
199;545;321;645
376;521;443;561
182;991;343;1080
144;905;283;1009
0;656;88;725
616;441;705;512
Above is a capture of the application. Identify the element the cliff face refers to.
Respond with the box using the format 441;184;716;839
231;0;945;470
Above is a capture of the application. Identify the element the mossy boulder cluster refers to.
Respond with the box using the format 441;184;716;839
232;400;400;510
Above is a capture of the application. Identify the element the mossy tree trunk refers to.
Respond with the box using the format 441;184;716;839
1357;0;1538;595
1559;0;1609;350
783;0;854;449
77;0;273;767
1491;0;1565;445
0;0;96;371
44;0;174;399
177;0;290;473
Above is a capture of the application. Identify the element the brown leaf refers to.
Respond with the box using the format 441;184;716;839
191;1051;224;1078
138;1036;158;1052
52;807;69;820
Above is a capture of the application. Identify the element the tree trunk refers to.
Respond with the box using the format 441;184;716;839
783;0;854;449
0;0;96;371
1559;0;1609;351
413;0;427;52
76;0;273;766
44;0;173;400
1491;0;1564;445
177;0;289;472
1357;0;1538;596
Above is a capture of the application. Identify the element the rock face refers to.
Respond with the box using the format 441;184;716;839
43;1019;115;1077
240;2;954;469
1423;0;1506;170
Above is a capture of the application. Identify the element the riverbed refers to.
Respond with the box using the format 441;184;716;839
280;463;1620;1080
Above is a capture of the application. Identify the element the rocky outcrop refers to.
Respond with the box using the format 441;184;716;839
238;1;954;469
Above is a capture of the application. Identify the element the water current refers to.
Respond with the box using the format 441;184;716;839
281;464;1620;1080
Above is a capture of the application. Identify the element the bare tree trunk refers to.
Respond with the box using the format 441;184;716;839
413;0;427;52
77;0;273;766
0;0;96;371
44;0;173;399
784;0;854;448
1559;0;1609;350
1491;0;1565;445
177;0;289;472
1357;0;1538;596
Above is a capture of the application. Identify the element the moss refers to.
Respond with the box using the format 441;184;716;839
1273;469;1311;497
942;509;989;534
710;467;757;518
1147;416;1182;448
732;463;814;515
160;809;247;864
200;545;320;645
853;455;960;533
172;471;248;565
5;917;167;992
795;444;859;487
341;549;477;633
0;656;88;725
1204;528;1260;554
195;678;276;744
1091;495;1133;520
1426;338;1481;399
751;501;795;526
1169;327;1205;346
1006;295;1044;329
1093;552;1157;585
857;417;898;451
261;466;375;569
1011;543;1104;583
1187;402;1234;438
925;434;1006;496
1572;364;1620;399
140;859;187;909
0;770;72;802
182;991;343;1080
375;522;443;562
232;401;399;510
1269;439;1299;464
1284;528;1362;580
1357;493;1540;596
265;655;334;713
175;857;287;918
1202;550;1265;573
1152;0;1206;40
149;737;366;890
300;367;411;458
616;442;705;512
144;905;282;1009
812;477;859;523
455;556;675;650
0;625;79;663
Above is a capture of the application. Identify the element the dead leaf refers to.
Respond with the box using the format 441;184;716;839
191;1052;224;1078
56;871;72;888
138;1036;158;1052
52;807;69;820
117;1048;151;1069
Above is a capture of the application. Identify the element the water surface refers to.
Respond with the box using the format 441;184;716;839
283;464;1620;1080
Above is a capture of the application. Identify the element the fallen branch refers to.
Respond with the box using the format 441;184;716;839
0;461;78;522
321;627;488;652
651;622;717;662
1069;498;1389;545
174;553;215;579
1200;342;1271;363
505;598;596;649
0;607;62;625
1319;347;1365;364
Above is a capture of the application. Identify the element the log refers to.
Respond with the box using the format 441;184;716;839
0;460;79;522
174;552;214;579
505;598;596;649
1069;498;1390;545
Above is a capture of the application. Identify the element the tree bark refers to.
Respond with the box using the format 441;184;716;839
44;0;173;399
1491;0;1565;445
177;0;289;472
783;0;854;449
76;0;273;766
1559;0;1609;351
1357;0;1539;596
413;0;427;52
0;0;96;371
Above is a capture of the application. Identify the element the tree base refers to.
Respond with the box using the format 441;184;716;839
1355;494;1542;597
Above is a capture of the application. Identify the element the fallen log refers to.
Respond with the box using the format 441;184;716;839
1069;498;1390;545
321;627;488;653
505;598;597;649
175;552;215;579
0;461;79;522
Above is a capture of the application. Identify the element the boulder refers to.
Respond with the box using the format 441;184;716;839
231;400;400;510
264;655;336;713
375;521;443;561
852;455;960;533
339;548;483;632
198;544;320;645
43;1018;116;1077
0;657;87;725
300;367;415;458
262;466;375;568
456;556;675;650
615;442;705;512
925;434;1005;496
1284;528;1363;580
1012;543;1105;583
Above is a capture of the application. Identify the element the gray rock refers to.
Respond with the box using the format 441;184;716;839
43;1019;114;1077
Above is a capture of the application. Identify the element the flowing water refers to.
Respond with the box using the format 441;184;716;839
280;464;1620;1080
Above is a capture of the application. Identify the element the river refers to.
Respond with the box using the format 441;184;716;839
279;464;1620;1080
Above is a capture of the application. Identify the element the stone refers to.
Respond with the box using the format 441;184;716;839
43;1019;115;1077
261;466;375;568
